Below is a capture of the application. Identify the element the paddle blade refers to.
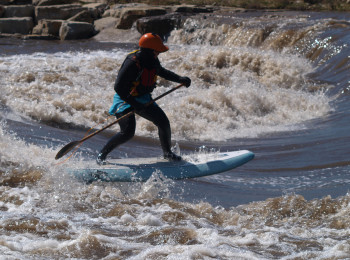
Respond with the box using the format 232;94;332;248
55;141;81;160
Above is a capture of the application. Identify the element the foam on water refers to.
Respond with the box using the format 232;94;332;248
1;43;331;142
0;122;51;187
1;120;350;258
1;50;125;127
1;174;350;259
2;121;348;259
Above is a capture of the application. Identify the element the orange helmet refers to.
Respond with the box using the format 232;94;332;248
139;33;169;53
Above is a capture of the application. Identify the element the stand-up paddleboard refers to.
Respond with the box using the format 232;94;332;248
69;150;254;183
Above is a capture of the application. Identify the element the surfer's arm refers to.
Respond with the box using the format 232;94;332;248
158;65;191;87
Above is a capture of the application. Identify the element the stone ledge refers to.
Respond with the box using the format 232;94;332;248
59;20;97;40
3;5;34;17
0;17;33;34
35;4;86;21
0;1;216;40
32;19;63;38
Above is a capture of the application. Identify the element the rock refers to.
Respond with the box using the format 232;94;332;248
102;3;148;18
3;5;34;18
33;0;75;6
23;34;58;40
0;0;12;4
2;0;32;4
13;0;32;4
0;5;5;17
174;5;214;13
93;27;140;42
116;7;166;29
80;0;105;3
94;16;118;31
68;3;106;23
68;10;96;23
32;19;63;37
83;3;106;13
35;4;86;21
0;2;213;41
136;13;182;40
0;17;33;34
59;21;97;40
103;8;121;18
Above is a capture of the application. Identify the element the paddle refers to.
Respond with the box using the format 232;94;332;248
55;83;184;160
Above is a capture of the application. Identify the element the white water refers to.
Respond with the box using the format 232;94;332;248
1;10;350;259
1;44;330;142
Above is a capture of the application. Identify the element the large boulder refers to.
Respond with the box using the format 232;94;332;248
94;16;118;31
68;3;105;23
3;5;34;17
136;13;182;40
32;19;63;37
68;10;96;23
102;3;148;18
59;21;97;40
116;7;166;29
35;4;86;21
102;8;122;18
0;17;34;34
83;2;106;15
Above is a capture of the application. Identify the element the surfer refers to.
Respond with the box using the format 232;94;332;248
96;33;191;165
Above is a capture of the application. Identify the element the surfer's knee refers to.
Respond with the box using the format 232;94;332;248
120;128;135;141
154;114;170;130
118;113;136;140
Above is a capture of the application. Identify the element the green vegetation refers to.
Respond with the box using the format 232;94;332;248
107;0;350;11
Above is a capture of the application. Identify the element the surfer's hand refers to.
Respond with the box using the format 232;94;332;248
179;77;191;88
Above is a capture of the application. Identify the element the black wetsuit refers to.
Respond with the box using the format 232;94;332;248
98;49;184;159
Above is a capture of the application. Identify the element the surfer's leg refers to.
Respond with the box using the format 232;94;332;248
97;113;136;165
137;104;181;161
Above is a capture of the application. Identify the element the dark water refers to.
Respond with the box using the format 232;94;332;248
1;10;350;259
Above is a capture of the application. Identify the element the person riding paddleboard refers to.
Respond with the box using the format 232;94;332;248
96;33;191;165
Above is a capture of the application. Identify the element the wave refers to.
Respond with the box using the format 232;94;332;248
1;171;349;259
169;12;350;94
0;44;331;141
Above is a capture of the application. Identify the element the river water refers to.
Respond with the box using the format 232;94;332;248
1;10;350;259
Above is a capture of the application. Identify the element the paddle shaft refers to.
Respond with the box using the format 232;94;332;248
77;83;184;143
55;83;184;159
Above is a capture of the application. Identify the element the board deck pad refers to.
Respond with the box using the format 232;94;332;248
69;150;254;183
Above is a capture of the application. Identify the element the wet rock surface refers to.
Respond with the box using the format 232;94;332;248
0;1;216;40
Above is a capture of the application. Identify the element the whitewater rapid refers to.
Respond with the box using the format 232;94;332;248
1;9;350;260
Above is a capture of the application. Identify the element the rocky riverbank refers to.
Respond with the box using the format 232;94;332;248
1;0;349;42
0;0;218;41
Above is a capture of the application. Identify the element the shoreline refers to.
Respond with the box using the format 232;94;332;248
1;8;348;43
1;0;349;41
